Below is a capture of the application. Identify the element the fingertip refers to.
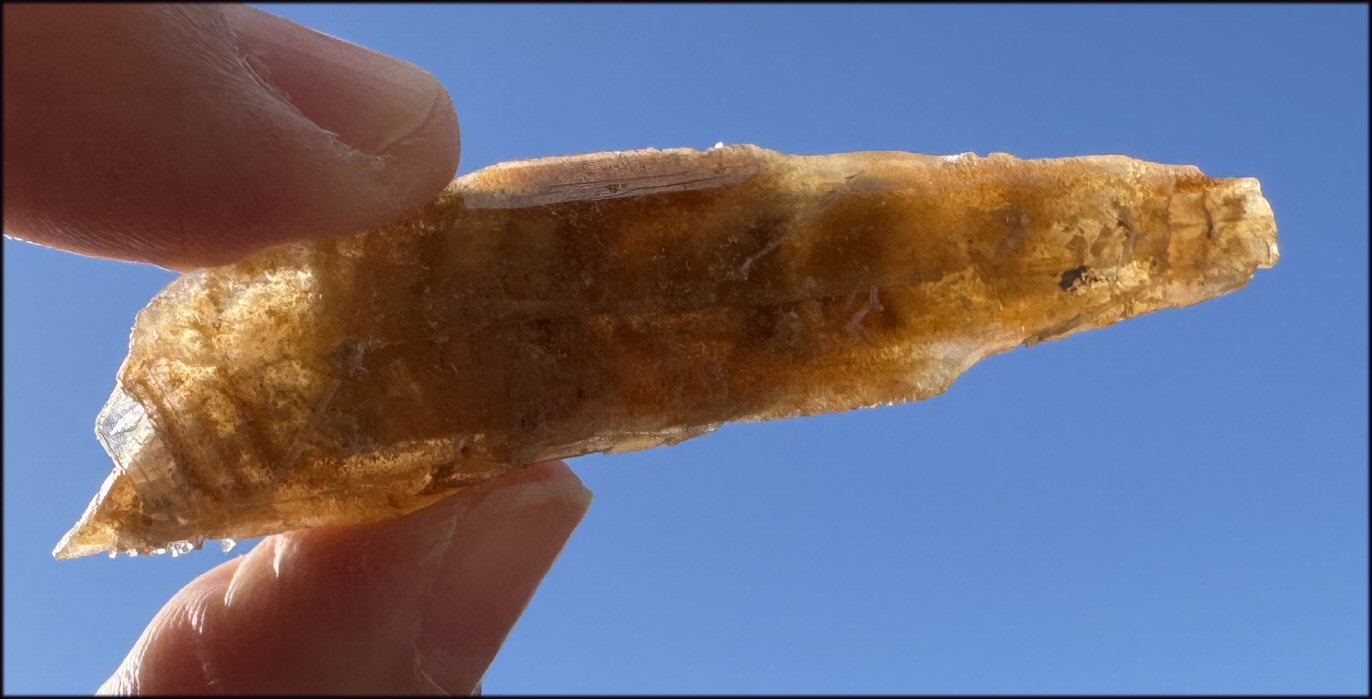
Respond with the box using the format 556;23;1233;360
105;462;590;694
415;461;592;693
3;4;462;269
216;3;463;257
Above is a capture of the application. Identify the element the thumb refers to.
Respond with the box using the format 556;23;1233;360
2;4;460;269
99;461;591;695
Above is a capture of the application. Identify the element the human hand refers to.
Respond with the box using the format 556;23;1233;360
3;4;592;694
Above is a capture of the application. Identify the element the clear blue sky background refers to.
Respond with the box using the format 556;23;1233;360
4;4;1367;694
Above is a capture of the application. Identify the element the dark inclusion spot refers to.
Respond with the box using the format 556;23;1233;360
421;460;459;494
1059;265;1090;292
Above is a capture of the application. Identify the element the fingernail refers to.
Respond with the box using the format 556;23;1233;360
415;463;593;695
222;5;445;155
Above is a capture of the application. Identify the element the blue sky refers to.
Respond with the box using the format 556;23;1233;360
4;4;1367;694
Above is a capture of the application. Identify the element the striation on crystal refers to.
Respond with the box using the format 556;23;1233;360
55;145;1279;559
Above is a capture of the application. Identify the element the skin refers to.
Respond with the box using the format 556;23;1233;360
4;4;592;694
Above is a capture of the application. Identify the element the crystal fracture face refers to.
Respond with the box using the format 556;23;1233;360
56;145;1279;559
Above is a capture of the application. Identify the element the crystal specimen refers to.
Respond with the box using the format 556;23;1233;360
55;145;1279;558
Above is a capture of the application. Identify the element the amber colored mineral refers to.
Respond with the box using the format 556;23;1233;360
56;145;1279;558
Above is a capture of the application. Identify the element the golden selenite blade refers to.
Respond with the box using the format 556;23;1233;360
56;145;1279;558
